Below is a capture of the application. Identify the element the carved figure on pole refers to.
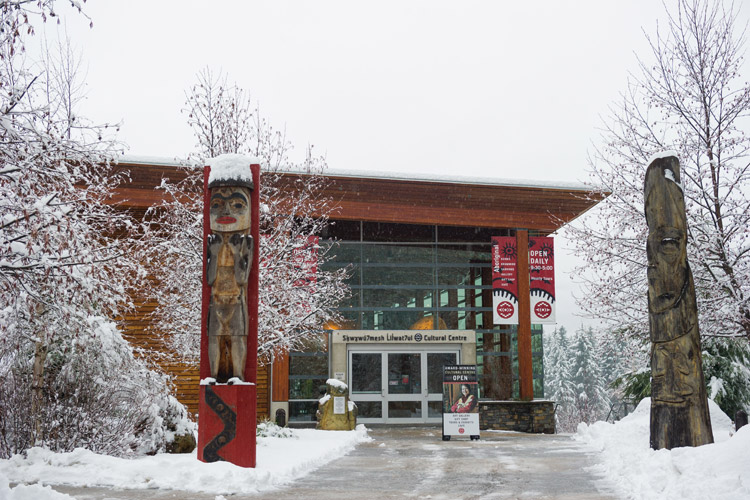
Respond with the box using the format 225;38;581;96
198;156;259;468
644;154;713;450
206;181;254;383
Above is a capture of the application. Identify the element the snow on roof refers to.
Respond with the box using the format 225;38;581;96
116;154;592;192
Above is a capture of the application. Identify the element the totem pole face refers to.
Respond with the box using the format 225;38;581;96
645;167;688;314
209;186;251;233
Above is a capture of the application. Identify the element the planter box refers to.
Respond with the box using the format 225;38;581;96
479;400;555;434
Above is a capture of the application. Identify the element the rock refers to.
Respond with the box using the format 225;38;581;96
167;431;197;454
316;379;357;431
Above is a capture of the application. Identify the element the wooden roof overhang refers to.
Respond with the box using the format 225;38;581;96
108;159;607;233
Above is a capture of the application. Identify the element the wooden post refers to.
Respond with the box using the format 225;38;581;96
516;229;533;401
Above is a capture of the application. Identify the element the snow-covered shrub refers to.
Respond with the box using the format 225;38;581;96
0;316;194;458
256;420;296;439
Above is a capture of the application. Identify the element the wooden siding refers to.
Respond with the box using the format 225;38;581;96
271;352;290;401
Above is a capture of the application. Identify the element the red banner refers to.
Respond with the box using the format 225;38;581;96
492;236;556;324
528;237;555;323
491;236;519;324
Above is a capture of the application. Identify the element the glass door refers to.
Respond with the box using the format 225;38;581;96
349;348;459;424
349;352;383;421
386;352;423;422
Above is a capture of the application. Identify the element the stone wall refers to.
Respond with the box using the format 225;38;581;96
479;400;555;434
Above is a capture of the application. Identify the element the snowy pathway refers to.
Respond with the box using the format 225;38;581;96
269;426;616;500
40;427;617;499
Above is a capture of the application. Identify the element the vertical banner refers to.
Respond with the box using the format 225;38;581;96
491;236;519;325
528;237;556;323
442;365;480;440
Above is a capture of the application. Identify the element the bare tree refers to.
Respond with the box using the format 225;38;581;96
143;69;348;362
569;0;750;343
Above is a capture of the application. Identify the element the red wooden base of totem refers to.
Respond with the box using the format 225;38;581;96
197;384;256;468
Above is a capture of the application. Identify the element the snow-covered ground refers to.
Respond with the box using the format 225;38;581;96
0;425;371;499
1;403;748;500
576;398;749;499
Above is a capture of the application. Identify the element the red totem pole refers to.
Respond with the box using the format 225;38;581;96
197;157;260;468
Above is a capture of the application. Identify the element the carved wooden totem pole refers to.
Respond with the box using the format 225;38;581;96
198;156;260;468
644;155;713;450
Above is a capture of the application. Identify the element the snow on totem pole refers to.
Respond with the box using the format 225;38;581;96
644;154;713;450
198;155;260;468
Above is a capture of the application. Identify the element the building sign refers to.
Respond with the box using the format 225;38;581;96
332;330;475;344
442;365;480;439
492;236;556;325
528;237;556;324
492;236;519;324
333;396;346;414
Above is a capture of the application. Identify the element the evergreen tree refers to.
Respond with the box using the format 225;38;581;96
543;326;577;432
569;326;610;427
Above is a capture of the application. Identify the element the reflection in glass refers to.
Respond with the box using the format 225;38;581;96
427;353;457;393
388;401;421;418
289;378;327;400
388;353;421;394
289;401;318;422
428;401;443;418
356;402;382;418
351;353;381;393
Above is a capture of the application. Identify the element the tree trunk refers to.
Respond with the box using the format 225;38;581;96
31;337;48;447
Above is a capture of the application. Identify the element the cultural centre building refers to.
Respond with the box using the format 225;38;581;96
112;157;603;427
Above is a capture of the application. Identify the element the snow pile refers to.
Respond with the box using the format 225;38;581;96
208;154;259;184
0;425;371;497
0;472;74;500
576;398;749;499
326;378;348;391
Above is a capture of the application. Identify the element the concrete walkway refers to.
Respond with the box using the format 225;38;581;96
50;427;617;500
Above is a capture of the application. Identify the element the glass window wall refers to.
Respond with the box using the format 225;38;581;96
311;222;544;401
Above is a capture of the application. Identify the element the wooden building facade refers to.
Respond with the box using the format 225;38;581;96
110;157;603;423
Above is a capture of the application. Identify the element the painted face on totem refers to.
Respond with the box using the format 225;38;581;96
645;167;688;314
209;186;251;232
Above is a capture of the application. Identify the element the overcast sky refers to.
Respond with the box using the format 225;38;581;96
47;1;750;331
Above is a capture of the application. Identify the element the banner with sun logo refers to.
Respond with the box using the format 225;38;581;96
492;236;556;325
528;237;555;323
491;237;519;324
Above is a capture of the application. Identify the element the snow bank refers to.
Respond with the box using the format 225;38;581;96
0;425;371;496
0;472;75;499
576;398;748;499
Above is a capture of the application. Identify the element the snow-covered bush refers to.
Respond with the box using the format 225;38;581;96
0;316;194;458
256;420;296;439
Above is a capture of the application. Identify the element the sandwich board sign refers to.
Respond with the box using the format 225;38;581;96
442;365;480;441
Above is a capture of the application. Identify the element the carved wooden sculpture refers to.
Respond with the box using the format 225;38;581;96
644;155;713;450
207;181;254;383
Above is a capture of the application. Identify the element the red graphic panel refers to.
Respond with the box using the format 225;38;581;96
528;237;555;323
492;237;518;324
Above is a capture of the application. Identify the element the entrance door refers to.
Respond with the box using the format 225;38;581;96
349;348;459;424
